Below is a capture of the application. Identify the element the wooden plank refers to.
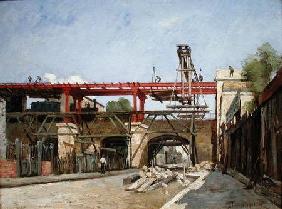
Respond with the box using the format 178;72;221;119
113;114;129;131
37;140;42;176
15;138;21;177
147;174;176;191
123;174;141;185
125;177;147;191
136;178;156;193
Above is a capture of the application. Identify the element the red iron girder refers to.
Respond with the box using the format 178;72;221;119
0;82;216;96
0;82;216;89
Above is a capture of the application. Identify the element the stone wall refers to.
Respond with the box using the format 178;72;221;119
56;123;78;159
130;124;148;168
196;120;214;162
215;69;245;140
0;97;6;159
215;69;253;162
130;120;215;168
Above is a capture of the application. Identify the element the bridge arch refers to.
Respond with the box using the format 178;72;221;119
147;134;190;166
101;136;129;170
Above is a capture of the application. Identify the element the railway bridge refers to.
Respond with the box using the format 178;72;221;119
0;81;217;171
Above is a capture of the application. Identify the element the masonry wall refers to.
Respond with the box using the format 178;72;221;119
56;123;78;159
196;120;216;163
215;69;253;163
131;120;216;168
216;69;243;139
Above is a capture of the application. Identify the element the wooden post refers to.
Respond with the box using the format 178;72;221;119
191;134;196;166
15;138;21;177
183;163;186;182
195;138;199;164
37;140;42;176
128;115;132;168
50;144;54;174
77;154;82;173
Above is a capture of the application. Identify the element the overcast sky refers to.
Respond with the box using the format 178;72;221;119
0;0;281;111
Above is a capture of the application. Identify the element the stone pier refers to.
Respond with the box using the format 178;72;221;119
56;123;78;159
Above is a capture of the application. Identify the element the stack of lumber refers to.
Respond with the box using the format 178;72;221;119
125;162;215;193
187;161;214;172
123;173;141;185
159;164;184;170
125;166;184;193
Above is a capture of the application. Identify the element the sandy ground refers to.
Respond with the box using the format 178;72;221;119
1;171;279;209
0;172;184;209
167;171;279;209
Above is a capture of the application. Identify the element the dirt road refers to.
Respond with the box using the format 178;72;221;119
0;172;183;209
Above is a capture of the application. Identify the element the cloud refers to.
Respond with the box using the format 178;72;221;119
1;0;282;112
43;73;87;83
159;16;182;29
66;75;86;83
43;73;57;83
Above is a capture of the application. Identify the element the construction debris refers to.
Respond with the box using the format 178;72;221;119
187;161;214;172
125;163;213;193
126;166;176;193
123;173;141;185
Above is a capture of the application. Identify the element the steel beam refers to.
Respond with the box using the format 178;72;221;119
0;82;216;98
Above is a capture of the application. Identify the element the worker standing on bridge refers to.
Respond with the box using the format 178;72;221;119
198;68;203;82
177;46;182;65
229;66;234;77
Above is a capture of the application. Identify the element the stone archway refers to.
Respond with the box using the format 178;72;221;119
130;126;192;168
101;136;129;170
147;134;190;166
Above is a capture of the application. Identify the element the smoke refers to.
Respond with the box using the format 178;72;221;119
43;73;57;83
43;73;87;84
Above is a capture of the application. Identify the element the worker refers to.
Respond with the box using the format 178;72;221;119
229;66;234;77
155;75;161;83
28;76;32;83
199;74;203;82
177;46;182;63
35;76;41;83
100;155;107;174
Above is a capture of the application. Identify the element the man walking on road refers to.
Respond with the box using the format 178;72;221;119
100;156;107;174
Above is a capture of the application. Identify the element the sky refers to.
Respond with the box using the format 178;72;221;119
0;0;281;112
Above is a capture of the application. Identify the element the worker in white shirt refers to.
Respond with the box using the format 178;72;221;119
100;156;107;174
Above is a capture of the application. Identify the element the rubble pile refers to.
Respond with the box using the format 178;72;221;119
125;165;192;193
187;161;214;172
124;161;214;193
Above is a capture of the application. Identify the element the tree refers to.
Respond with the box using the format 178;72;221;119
242;42;282;94
106;97;132;112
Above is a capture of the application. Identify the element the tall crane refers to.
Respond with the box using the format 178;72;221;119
166;44;209;119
